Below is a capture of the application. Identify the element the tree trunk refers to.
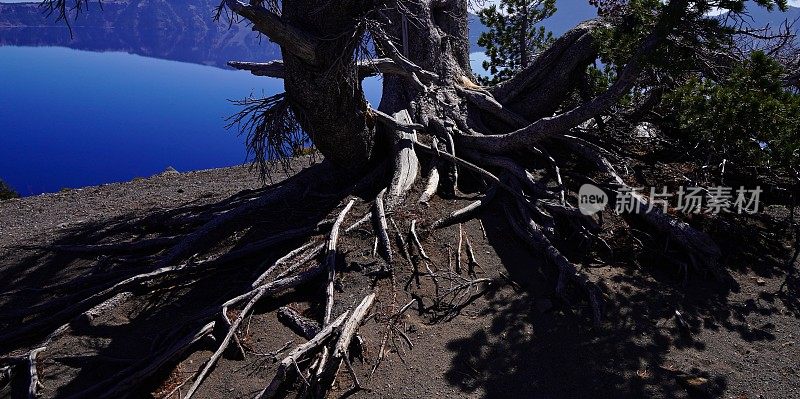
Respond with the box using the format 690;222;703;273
280;0;376;171
5;3;733;397
492;20;600;122
378;0;473;115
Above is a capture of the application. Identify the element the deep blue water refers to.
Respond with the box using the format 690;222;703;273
0;43;491;196
2;1;796;196
0;0;597;196
0;46;383;195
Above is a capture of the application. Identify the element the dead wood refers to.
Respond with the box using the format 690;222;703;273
277;306;321;339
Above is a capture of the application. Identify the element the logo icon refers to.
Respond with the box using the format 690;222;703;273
578;184;608;216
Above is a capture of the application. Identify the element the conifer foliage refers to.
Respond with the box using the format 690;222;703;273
477;0;557;84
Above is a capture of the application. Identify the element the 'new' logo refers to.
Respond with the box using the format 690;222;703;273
578;184;608;216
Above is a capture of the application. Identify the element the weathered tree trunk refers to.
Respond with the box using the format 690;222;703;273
6;1;732;397
227;0;605;166
491;20;601;122
377;0;472;115
280;0;376;171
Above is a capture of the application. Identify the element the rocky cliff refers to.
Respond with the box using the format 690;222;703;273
0;0;280;68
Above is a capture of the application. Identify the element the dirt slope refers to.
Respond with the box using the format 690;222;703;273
0;164;798;399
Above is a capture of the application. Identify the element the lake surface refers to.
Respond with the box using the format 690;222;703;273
0;0;505;196
0;0;578;196
0;43;489;196
0;45;392;195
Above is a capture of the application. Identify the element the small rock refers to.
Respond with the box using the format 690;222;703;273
674;310;689;331
756;278;766;286
161;166;180;176
677;374;710;394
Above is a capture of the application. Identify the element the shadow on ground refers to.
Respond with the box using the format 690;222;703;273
441;205;798;399
0;176;348;397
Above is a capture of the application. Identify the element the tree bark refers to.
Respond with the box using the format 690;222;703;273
491;19;602;122
378;0;473;116
279;0;376;171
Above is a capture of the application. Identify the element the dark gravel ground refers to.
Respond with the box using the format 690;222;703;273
0;163;798;399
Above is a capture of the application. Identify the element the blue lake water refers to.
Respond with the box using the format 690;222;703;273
0;0;565;196
0;45;389;195
0;44;489;196
1;46;269;195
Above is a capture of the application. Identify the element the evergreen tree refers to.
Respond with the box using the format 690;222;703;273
666;51;800;168
477;0;557;85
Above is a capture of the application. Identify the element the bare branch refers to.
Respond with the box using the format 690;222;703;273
256;312;350;399
459;0;691;155
223;0;320;64
228;60;287;78
229;58;425;82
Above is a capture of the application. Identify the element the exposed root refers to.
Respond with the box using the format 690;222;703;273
432;274;495;322
431;187;497;230
0;223;321;352
456;224;464;274
387;110;420;207
81;291;134;323
562;135;723;278
316;293;376;395
462;150;556;200
183;256;327;398
369;298;417;378
533;147;566;205
0;126;737;399
405;136;528;204
390;218;414;268
418;155;440;204
324;199;356;324
0;263;192;349
444;132;459;194
256;311;349;399
409;220;430;261
503;197;605;326
155;164;329;269
217;305;247;360
277;306;321;339
373;189;393;264
0;346;46;399
67;322;216;399
253;241;323;288
464;235;483;277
